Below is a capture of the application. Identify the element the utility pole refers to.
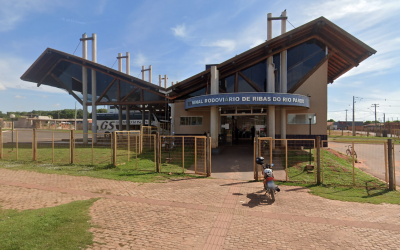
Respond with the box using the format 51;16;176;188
345;109;348;130
352;96;355;136
371;103;379;127
384;113;385;129
352;96;362;136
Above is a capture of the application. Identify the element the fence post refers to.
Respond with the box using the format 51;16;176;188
33;129;37;161
182;137;185;173
52;132;55;164
388;139;396;190
255;135;259;180
206;135;211;177
135;135;138;170
16;131;18;161
156;132;160;173
316;136;321;185
113;131;117;167
285;139;288;182
384;142;388;188
195;137;198;173
128;132;130;162
0;127;3;159
70;130;74;164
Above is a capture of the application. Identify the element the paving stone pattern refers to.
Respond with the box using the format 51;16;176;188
0;169;399;249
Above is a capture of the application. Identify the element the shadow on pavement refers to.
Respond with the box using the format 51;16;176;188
242;190;275;208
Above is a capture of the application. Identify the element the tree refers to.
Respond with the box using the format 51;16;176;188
327;119;335;122
98;109;108;113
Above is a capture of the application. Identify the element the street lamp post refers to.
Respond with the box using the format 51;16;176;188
10;114;15;151
309;117;312;165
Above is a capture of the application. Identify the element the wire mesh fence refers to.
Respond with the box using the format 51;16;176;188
255;138;315;183
322;140;389;189
286;139;316;184
37;130;70;164
114;131;141;168
160;136;184;173
73;133;112;166
0;130;34;162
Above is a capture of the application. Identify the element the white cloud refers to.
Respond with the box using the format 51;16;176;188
306;0;400;24
53;103;60;107
202;39;236;52
0;0;63;32
95;0;108;15
15;95;26;99
0;55;66;94
132;53;147;67
171;24;186;38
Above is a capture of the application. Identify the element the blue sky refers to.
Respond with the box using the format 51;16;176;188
0;0;399;122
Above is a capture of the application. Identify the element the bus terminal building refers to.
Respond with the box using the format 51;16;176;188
21;14;375;151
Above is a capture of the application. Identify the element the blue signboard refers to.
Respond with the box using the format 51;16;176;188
185;93;310;109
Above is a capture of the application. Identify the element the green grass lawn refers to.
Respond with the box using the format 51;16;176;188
0;143;203;183
0;199;97;250
328;134;400;144
286;148;385;188
275;182;400;205
279;147;400;204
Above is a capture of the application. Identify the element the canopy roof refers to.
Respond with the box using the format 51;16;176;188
167;16;376;99
21;48;167;112
21;16;376;104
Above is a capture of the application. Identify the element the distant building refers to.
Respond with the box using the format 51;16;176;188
334;121;364;131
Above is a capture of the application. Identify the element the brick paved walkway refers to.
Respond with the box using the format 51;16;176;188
0;169;399;249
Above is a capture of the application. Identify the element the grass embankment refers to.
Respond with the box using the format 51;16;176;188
0;144;203;183
281;148;400;204
0;199;97;250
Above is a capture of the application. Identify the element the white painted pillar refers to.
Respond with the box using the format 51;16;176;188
280;10;287;139
170;103;175;135
159;75;162;87
117;53;124;131
210;66;219;148
126;52;130;75
91;33;97;143
267;13;275;142
267;13;273;40
82;33;88;144
118;53;122;72
164;75;167;88
149;65;152;83
267;61;275;141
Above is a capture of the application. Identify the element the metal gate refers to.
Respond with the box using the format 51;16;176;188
254;137;273;180
157;135;211;176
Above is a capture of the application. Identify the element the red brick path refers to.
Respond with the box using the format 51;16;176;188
0;169;399;249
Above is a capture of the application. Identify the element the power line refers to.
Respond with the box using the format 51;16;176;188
73;41;81;55
328;110;347;112
111;59;118;69
287;19;295;28
371;103;379;125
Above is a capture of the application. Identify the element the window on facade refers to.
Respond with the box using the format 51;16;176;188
241;61;266;92
178;87;207;100
273;54;280;93
287;39;325;91
143;90;165;101
180;116;203;126
287;114;316;124
238;75;257;92
219;75;235;93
